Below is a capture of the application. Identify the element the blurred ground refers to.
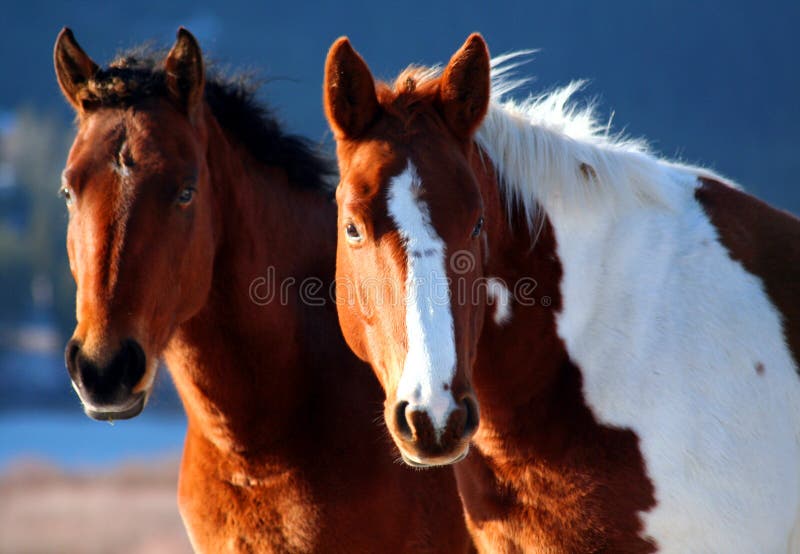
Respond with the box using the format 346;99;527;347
0;457;192;554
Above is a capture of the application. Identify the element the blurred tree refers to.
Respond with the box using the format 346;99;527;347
0;108;75;339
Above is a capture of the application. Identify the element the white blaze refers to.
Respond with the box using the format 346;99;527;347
387;162;457;430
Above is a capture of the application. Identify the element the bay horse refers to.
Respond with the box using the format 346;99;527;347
324;34;800;552
54;28;472;553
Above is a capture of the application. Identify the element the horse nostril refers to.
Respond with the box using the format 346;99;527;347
461;395;480;437
394;400;413;440
119;339;146;390
65;339;81;380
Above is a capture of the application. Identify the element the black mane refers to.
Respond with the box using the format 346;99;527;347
80;47;333;192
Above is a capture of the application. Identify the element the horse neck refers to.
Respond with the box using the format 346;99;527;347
471;147;579;453
165;105;337;458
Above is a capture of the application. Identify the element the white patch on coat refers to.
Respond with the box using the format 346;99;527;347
471;55;800;550
547;171;800;552
486;277;512;325
387;162;457;431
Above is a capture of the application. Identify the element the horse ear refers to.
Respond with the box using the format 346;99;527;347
164;28;205;117
438;33;491;139
54;28;99;113
324;37;379;139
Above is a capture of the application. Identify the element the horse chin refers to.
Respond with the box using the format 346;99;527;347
83;391;148;421
399;445;470;469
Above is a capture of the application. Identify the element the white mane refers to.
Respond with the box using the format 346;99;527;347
476;52;731;228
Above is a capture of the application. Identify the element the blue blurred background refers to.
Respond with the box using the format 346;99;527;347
0;1;797;551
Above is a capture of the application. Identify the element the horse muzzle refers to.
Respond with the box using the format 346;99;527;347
387;393;479;468
65;338;151;420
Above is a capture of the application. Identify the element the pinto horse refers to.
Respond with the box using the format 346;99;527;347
324;34;800;552
54;28;472;553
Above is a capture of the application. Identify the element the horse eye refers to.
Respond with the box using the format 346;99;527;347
59;186;73;206
345;222;363;243
177;186;196;206
471;216;484;238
